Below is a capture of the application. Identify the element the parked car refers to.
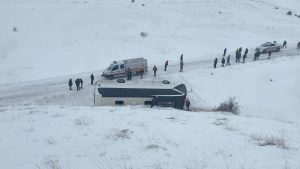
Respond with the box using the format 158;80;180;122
255;42;281;53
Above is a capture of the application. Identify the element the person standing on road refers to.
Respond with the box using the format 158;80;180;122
243;48;248;63
153;65;157;77
282;40;287;48
75;78;80;91
164;60;168;71
68;78;73;90
297;42;300;50
79;78;83;89
185;98;190;111
179;61;183;72
214;58;218;68
90;73;94;85
221;57;225;67
268;51;272;59
180;54;183;62
223;48;227;56
226;55;231;66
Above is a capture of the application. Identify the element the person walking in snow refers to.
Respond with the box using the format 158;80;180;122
243;48;248;63
185;98;191;111
179;61;184;72
214;58;218;68
90;73;94;85
297;42;300;50
253;51;260;61
164;60;168;71
221;57;225;67
68;78;73;90
223;48;227;56
282;40;287;48
268;51;272;59
180;54;183;62
226;55;231;66
140;69;144;79
153;65;157;77
75;78;80;91
235;49;239;63
127;68;132;80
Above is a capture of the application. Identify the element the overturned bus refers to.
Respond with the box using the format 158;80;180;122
94;79;187;109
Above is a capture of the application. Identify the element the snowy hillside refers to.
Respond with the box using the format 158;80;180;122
1;0;300;83
1;0;300;169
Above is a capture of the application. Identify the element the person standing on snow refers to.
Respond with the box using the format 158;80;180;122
164;60;168;71
90;74;94;85
223;48;227;56
243;48;248;63
79;78;83;89
214;58;218;68
179;61;183;72
68;78;73;90
153;65;157;77
221;57;225;67
75;78;80;91
185;98;191;111
180;54;183;62
226;55;231;66
282;40;287;48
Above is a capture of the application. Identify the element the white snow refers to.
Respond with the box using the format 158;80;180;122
1;0;300;169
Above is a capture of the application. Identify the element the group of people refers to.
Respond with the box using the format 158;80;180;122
214;40;300;68
152;54;185;77
68;73;94;91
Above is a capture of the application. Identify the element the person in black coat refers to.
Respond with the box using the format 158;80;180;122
223;48;227;56
282;40;287;48
68;78;73;90
75;79;80;91
221;57;225;67
214;58;218;68
180;54;183;62
179;61;183;72
90;74;94;85
164;60;168;71
243;48;248;63
226;55;231;66
185;98;191;111
153;65;157;76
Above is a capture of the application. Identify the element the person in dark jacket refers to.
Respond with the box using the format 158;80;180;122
75;78;80;91
253;51;261;61
243;48;248;63
68;78;73;90
297;42;300;50
221;57;225;67
223;48;227;56
90;74;94;85
268;51;272;59
164;60;168;71
180;54;183;62
179;61;183;72
140;69;144;79
235;49;239;63
226;55;231;66
127;68;131;80
282;40;287;48
153;65;157;77
185;98;190;111
214;58;218;68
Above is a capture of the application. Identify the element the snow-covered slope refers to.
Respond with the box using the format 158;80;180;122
1;0;300;84
1;0;300;169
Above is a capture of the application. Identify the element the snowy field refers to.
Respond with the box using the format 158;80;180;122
1;0;300;169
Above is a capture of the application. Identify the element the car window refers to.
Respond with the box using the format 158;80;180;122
112;65;119;71
120;64;125;69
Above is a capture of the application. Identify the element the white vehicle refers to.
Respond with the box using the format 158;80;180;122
255;42;281;54
93;79;187;109
102;58;148;79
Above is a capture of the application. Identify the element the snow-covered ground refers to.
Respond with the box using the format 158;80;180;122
1;0;300;169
